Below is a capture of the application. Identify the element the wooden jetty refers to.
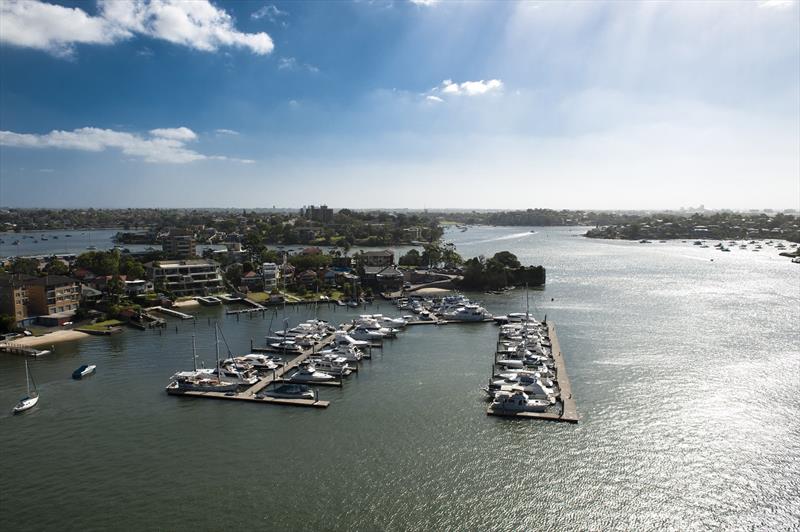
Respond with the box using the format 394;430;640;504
486;321;579;424
405;318;494;327
0;343;51;357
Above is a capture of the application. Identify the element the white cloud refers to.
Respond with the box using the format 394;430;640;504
426;79;504;101
0;126;252;164
251;4;288;25
149;127;197;141
215;128;240;136
409;0;440;6
278;56;319;72
0;0;130;57
758;0;795;8
439;79;504;96
0;0;274;57
100;0;274;55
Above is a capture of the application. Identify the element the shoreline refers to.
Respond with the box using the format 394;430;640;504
1;329;91;348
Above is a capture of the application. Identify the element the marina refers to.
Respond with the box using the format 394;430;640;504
2;226;797;530
163;295;574;416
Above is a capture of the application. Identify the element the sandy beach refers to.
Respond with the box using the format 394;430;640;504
1;329;91;348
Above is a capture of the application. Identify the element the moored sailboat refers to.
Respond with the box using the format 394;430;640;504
13;359;39;414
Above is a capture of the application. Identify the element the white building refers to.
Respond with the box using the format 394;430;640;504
146;259;223;297
262;262;280;291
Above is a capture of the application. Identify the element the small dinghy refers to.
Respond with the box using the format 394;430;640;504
72;364;96;379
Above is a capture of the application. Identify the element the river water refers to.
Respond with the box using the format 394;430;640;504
1;226;798;530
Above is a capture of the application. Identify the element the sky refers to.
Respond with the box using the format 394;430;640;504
0;0;798;210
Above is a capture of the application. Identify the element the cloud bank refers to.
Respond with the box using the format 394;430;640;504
0;0;274;57
0;126;253;164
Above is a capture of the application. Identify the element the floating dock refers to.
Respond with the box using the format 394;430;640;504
147;306;194;320
486;321;579;423
167;327;349;408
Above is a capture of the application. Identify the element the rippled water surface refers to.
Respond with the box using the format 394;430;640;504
2;226;798;530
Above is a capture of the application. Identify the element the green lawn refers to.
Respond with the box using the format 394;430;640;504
80;319;124;331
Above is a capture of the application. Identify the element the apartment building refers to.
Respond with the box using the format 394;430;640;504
25;275;81;316
0;273;32;323
146;259;223;296
163;233;197;259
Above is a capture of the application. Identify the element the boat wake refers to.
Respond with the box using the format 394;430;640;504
462;232;534;245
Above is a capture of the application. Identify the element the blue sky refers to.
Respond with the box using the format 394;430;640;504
0;0;798;210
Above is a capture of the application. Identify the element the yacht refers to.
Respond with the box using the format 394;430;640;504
224;355;281;371
167;372;238;393
288;366;336;383
260;383;315;400
165;329;239;393
444;304;492;322
490;391;550;413
319;345;364;362
208;364;259;385
303;356;352;377
487;376;556;401
234;353;284;371
269;340;304;353
348;326;385;341
333;331;370;348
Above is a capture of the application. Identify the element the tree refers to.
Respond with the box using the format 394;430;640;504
44;258;69;276
421;244;442;269
492;251;520;269
399;249;421;267
0;314;18;334
9;257;40;276
225;264;243;287
120;256;145;280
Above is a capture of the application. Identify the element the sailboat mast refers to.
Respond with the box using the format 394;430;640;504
525;283;530;322
214;324;221;383
25;359;30;396
192;334;197;372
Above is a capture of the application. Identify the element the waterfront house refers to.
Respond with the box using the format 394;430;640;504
240;270;264;291
361;250;394;267
145;259;223;297
297;269;319;288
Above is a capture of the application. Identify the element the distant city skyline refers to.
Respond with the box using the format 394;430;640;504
1;0;798;210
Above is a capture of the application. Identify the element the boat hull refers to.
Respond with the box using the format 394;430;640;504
13;395;39;414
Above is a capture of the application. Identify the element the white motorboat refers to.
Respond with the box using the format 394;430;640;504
269;340;304;353
230;354;282;370
207;365;259;385
260;383;316;400
12;359;39;414
72;364;97;379
349;326;387;341
487;377;556;401
288;366;335;383
304;356;352;377
319;345;363;362
491;391;550;413
444;304;492;322
333;331;370;348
